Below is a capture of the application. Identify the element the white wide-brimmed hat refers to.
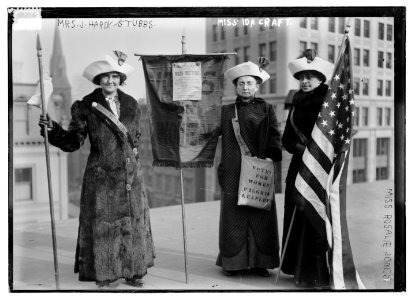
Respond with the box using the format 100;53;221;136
225;61;270;84
83;52;134;84
288;50;334;83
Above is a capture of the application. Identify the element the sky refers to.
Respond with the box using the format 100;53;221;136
12;17;207;100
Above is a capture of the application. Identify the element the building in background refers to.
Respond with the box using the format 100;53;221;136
47;25;89;212
15;23;215;213
49;25;72;123
12;25;73;225
12;17;395;225
12;83;69;225
206;17;394;190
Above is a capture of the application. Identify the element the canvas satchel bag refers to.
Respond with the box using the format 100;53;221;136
232;104;275;211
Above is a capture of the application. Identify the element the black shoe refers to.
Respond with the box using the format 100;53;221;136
295;280;314;288
253;268;270;277
313;255;330;288
223;270;238;276
96;281;109;288
96;280;119;289
125;277;144;288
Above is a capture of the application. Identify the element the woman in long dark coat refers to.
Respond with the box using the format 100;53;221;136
216;60;282;277
281;49;334;288
39;53;155;288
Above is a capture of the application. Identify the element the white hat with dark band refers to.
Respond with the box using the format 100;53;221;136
225;61;270;85
288;49;334;83
83;51;134;84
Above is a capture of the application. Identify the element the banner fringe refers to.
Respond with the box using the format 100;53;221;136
152;160;214;169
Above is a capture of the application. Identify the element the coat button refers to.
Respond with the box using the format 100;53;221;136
126;184;131;191
133;148;138;155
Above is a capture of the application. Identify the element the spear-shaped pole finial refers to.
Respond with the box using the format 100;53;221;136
344;17;353;35
36;31;42;51
181;28;186;55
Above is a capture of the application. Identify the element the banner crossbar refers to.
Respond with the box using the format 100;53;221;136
134;52;237;57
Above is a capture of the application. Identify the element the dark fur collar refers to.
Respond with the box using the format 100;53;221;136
83;88;131;102
235;96;265;105
292;84;329;109
82;88;137;122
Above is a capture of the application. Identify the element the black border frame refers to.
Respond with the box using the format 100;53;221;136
8;6;406;292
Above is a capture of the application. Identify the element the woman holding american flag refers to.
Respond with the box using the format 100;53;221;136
280;49;334;289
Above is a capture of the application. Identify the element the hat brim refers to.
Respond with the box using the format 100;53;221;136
83;55;134;83
225;61;270;84
288;57;334;83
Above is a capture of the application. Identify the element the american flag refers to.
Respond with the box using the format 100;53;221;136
292;35;365;289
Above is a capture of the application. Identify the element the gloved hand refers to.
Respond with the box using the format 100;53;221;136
295;143;306;155
257;57;270;70
38;114;54;133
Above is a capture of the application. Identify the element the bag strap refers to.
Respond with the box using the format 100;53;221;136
88;101;136;153
289;107;308;145
232;104;252;156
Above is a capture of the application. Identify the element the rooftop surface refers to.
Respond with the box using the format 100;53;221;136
11;180;395;292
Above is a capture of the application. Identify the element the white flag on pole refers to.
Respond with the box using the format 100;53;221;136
27;76;53;108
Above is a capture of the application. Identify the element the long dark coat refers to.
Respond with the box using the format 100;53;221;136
281;83;329;283
46;88;155;282
217;97;282;267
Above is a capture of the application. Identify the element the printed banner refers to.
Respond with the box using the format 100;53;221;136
172;62;202;101
141;54;229;168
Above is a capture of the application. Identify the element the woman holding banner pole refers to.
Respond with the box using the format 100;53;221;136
280;49;334;288
216;58;282;277
39;52;155;289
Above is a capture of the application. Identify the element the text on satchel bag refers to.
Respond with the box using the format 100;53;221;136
232;104;275;211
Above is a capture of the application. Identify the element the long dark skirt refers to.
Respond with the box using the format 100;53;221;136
216;227;279;271
281;184;329;286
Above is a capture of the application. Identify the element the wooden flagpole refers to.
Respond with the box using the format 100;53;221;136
334;18;353;67
275;206;296;286
179;28;189;284
36;32;60;290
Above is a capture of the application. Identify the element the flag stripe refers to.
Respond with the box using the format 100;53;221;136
294;174;327;222
325;210;333;249
330;151;360;289
307;138;333;174
338;152;359;289
356;271;366;289
330;158;345;289
311;126;335;164
297;162;327;204
292;187;327;238
303;147;330;190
